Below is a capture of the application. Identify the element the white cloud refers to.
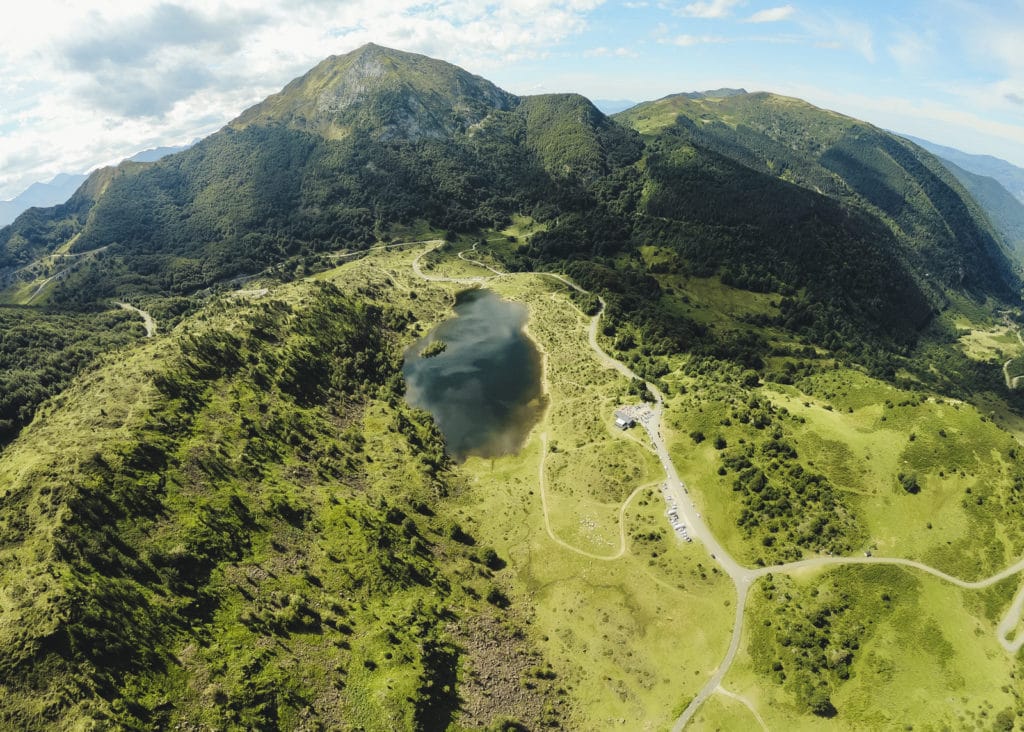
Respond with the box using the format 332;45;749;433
982;25;1024;72
666;34;729;46
958;11;1024;120
798;13;874;62
745;5;794;23
585;46;638;57
888;31;933;69
676;0;743;19
949;9;1024;130
0;0;607;199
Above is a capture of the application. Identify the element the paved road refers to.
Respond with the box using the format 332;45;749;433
400;240;1024;728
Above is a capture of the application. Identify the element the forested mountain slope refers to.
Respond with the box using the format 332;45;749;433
0;46;1015;366
924;155;1024;263
615;92;1018;302
904;133;1024;204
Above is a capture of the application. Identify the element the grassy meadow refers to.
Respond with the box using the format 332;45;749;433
714;565;1022;730
2;232;1024;729
366;240;1024;730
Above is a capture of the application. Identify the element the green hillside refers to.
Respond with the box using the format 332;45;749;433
931;156;1024;262
1;45;1024;731
615;91;1018;301
0;276;566;729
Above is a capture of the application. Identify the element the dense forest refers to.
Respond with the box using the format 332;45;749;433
0;306;140;443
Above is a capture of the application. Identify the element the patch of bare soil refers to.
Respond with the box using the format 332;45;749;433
449;612;571;730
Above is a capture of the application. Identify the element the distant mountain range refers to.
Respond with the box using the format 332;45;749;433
0;143;193;227
593;99;636;114
901;134;1024;261
902;134;1024;204
0;174;87;227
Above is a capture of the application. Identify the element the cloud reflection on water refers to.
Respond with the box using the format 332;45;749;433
403;288;545;462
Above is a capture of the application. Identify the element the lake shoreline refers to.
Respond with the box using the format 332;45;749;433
402;288;544;462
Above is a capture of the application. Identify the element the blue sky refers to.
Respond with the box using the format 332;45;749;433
1;0;1022;200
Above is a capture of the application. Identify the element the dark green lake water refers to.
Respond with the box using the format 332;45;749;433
402;288;545;462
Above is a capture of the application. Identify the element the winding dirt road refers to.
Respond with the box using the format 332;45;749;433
115;301;156;337
401;241;1024;729
21;246;110;304
716;686;769;731
536;432;653;561
411;241;505;285
1004;359;1024;390
457;242;506;275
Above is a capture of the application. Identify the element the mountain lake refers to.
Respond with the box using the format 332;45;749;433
402;288;545;462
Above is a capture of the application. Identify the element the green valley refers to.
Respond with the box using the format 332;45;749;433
2;43;1024;731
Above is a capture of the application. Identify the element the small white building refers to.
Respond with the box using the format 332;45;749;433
614;409;636;430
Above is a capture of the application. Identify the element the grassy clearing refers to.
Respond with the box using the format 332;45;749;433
660;360;1024;577
663;372;864;564
459;268;731;728
958;323;1022;361
418;240;498;280
500;213;547;243
781;369;1024;578
723;565;1021;730
459;435;734;729
0;279;40;305
547;439;657;504
689;693;764;731
654;273;780;328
